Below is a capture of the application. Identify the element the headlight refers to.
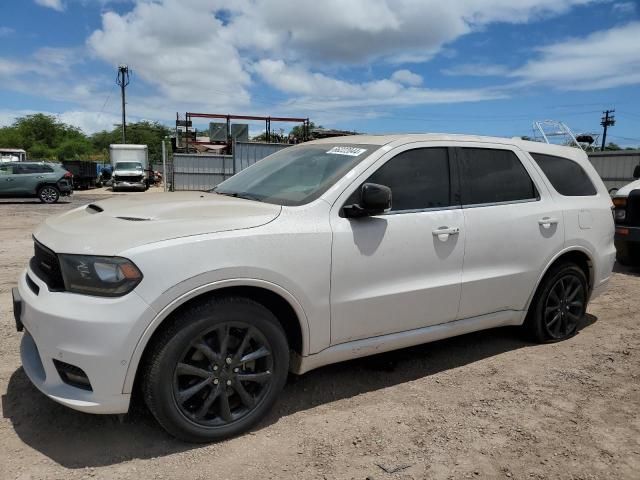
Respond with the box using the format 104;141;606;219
59;254;143;297
614;209;626;221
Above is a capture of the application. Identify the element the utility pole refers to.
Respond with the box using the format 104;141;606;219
116;64;130;144
600;109;615;151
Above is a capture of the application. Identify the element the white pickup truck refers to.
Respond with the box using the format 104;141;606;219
612;164;640;265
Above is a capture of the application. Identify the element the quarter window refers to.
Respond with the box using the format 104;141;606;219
362;147;451;211
457;148;537;206
530;153;597;196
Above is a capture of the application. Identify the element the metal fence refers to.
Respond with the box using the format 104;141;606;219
171;142;292;191
588;150;640;191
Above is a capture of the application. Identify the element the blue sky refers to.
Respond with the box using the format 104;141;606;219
1;0;639;146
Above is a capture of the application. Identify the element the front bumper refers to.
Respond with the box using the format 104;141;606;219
113;180;146;191
615;225;640;244
15;266;156;414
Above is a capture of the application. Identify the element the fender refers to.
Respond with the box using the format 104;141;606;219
121;277;311;394
523;246;595;313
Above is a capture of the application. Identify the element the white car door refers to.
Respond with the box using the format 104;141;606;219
455;145;565;320
330;145;464;344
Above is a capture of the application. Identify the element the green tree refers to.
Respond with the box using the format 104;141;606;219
604;142;622;151
289;121;318;139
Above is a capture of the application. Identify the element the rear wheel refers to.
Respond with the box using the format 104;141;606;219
524;263;588;343
143;297;289;442
38;185;60;203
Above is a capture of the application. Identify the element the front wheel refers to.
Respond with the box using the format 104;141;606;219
524;263;588;343
143;297;289;442
38;185;60;203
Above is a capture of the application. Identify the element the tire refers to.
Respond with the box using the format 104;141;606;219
524;262;588;343
143;297;289;443
38;185;60;204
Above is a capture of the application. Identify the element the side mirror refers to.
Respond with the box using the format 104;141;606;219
633;165;640;179
343;183;392;218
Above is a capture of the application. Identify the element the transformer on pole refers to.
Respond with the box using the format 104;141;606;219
116;64;130;144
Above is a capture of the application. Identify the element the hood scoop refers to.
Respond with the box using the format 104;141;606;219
86;204;104;213
116;216;152;222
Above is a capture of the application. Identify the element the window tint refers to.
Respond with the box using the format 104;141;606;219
530;153;597;196
458;148;537;205
362;147;451;211
14;164;53;174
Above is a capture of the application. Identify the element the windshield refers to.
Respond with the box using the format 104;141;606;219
115;162;143;170
213;143;378;206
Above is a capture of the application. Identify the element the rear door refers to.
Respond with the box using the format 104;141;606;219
455;145;564;319
0;163;25;194
330;145;465;344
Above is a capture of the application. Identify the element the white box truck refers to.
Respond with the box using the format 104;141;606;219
109;144;149;192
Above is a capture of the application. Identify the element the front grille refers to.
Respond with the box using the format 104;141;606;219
115;175;143;183
30;240;65;291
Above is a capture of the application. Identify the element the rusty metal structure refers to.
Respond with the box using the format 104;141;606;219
176;112;310;154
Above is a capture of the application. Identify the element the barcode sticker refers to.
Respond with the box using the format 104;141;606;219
326;146;367;156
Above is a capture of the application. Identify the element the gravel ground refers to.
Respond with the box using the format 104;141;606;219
1;194;639;480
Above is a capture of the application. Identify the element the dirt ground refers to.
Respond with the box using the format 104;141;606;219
1;193;639;480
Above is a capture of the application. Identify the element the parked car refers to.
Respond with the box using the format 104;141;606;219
13;134;615;442
612;164;640;265
0;162;73;203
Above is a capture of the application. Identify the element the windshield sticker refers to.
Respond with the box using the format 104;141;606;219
326;146;367;156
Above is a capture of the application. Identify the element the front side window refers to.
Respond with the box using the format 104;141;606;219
530;152;597;196
214;143;379;206
458;148;537;206
358;147;451;211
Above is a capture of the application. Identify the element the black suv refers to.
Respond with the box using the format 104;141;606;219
0;162;73;203
613;164;640;266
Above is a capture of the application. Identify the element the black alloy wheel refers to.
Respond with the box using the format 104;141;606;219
525;262;588;343
173;322;274;426
542;274;585;340
143;297;289;442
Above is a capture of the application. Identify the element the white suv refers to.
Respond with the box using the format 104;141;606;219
13;134;615;442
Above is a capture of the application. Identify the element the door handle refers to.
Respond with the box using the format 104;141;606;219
538;217;559;228
432;226;460;241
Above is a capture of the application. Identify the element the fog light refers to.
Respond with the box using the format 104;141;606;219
53;359;92;391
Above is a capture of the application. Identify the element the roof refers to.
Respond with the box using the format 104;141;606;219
109;144;148;150
0;148;26;153
306;133;588;159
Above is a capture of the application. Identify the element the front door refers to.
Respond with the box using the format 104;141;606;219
330;146;464;344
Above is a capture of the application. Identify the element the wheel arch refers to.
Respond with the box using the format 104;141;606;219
525;247;594;312
122;279;310;394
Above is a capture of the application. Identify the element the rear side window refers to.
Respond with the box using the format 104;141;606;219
530;153;597;196
365;147;451;211
457;148;537;206
14;164;53;174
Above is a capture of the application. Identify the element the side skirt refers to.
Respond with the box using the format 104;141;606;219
291;310;525;375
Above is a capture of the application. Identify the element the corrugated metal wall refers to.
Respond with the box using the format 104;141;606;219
172;154;233;191
172;142;292;191
588;150;640;191
234;142;291;172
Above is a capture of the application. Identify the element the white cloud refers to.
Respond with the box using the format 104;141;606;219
88;0;251;112
391;69;423;86
34;0;64;11
612;2;636;14
0;27;14;37
442;63;509;77
510;22;640;90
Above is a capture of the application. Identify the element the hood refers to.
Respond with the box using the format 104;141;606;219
34;192;282;256
616;179;640;197
114;169;144;175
